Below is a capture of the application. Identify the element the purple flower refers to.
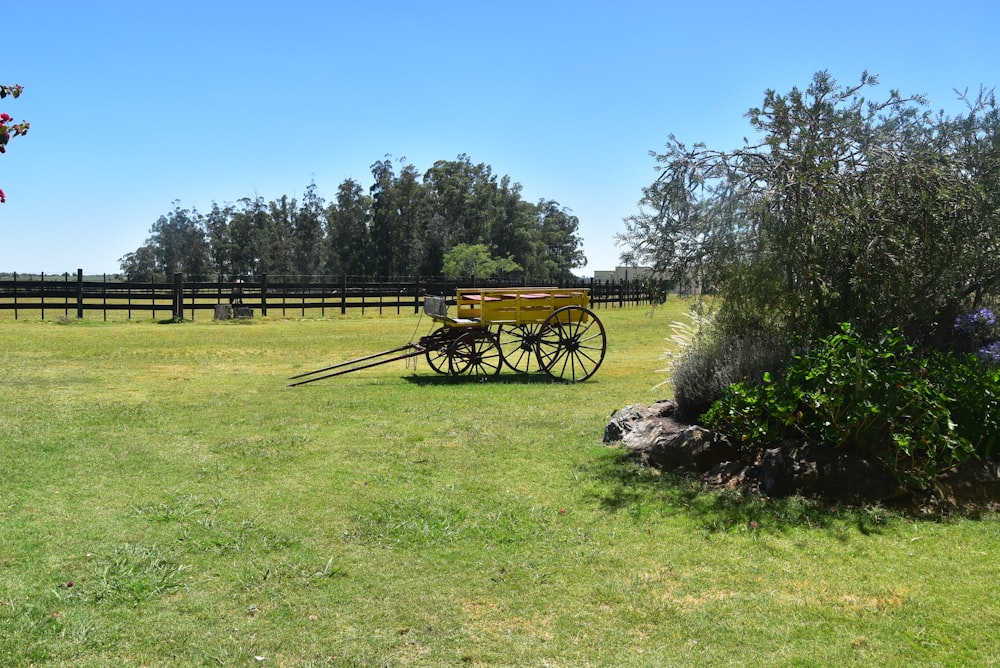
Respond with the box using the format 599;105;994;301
976;340;1000;364
955;308;997;333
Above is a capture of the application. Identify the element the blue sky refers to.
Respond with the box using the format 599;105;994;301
2;0;998;275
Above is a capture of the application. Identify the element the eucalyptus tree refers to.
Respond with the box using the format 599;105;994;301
292;181;326;276
203;202;236;277
536;199;586;281
228;196;271;276
327;178;372;276
370;158;428;277
267;194;297;274
146;203;212;278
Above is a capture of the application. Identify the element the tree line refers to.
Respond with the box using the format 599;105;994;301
119;154;586;282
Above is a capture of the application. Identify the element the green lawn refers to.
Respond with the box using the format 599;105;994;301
1;304;997;667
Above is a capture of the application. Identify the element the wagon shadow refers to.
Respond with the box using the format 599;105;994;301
402;373;562;386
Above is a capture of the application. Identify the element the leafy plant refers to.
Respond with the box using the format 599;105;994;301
704;324;997;483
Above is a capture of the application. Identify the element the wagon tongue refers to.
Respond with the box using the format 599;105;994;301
287;343;422;386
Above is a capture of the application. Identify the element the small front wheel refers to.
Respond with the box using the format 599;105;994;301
423;328;452;374
448;329;503;378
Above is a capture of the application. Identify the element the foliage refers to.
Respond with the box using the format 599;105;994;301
0;83;30;204
119;155;586;282
703;324;1000;483
618;71;1000;348
441;242;523;278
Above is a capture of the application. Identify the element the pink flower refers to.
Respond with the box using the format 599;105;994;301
0;189;6;203
0;113;10;122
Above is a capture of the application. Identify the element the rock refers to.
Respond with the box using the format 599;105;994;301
742;443;900;502
934;460;1000;508
644;425;741;474
604;400;999;509
603;404;655;444
603;400;686;445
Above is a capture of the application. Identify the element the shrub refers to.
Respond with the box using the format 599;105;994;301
703;324;1000;485
669;328;789;421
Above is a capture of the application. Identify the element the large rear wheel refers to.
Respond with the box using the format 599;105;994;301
536;306;606;381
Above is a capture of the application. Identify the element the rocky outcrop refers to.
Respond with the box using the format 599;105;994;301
604;400;1000;509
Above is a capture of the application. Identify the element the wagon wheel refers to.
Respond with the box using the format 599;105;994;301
497;323;543;373
536;306;607;382
424;330;451;375
448;329;503;378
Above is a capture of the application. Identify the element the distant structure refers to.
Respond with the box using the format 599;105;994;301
593;266;653;283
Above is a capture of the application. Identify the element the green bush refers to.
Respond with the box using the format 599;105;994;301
669;329;789;421
703;324;1000;484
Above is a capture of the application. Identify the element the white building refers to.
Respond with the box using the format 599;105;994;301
593;266;653;283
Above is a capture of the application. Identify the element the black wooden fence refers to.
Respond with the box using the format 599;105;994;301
0;270;654;321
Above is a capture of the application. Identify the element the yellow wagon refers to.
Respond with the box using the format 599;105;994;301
290;287;607;385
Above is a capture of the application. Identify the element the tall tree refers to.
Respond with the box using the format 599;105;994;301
536;199;586;281
369;158;399;277
228;196;271;276
327;178;371;276
618;71;1000;346
292;181;326;275
147;204;212;277
267;194;297;274
204;202;236;277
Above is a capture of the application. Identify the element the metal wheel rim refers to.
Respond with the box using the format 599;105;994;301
536;306;606;381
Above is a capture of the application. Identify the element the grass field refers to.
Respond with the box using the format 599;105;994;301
1;304;998;667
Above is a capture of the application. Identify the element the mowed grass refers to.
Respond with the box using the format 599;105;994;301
1;304;998;667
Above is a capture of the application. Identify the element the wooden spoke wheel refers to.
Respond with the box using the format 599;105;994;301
423;328;453;374
448;329;503;378
425;347;451;374
497;323;543;373
536;306;607;382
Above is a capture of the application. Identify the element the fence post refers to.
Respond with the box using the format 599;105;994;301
173;272;185;320
340;274;347;315
75;269;84;318
261;274;268;317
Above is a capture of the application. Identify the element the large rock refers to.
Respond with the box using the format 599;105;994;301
606;400;740;474
643;425;741;473
741;443;902;503
602;400;679;444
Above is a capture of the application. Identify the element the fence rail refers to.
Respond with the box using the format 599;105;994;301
0;270;654;321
